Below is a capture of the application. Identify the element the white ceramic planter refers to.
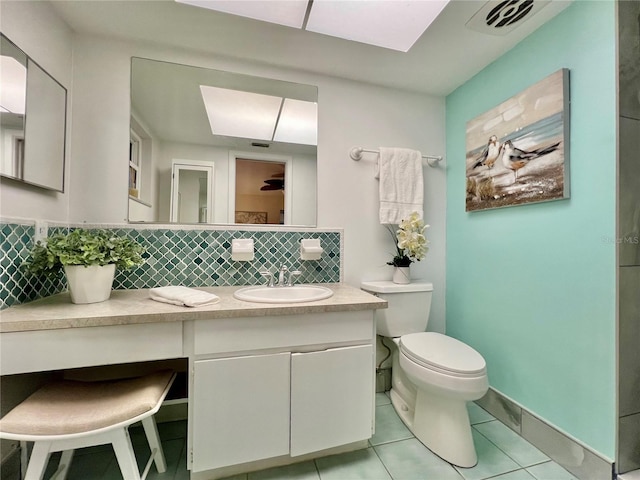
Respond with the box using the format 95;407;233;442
64;264;116;304
392;266;411;284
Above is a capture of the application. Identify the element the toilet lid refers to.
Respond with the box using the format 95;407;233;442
400;332;486;376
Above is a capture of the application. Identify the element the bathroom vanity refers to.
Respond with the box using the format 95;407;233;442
0;284;386;479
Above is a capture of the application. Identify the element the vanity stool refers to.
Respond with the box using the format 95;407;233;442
0;370;175;480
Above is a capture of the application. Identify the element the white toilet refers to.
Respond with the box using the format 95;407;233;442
361;281;488;468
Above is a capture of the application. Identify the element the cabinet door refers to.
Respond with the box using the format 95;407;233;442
290;344;374;456
192;353;290;472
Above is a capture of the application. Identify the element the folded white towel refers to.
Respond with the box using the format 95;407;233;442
377;147;424;224
149;286;220;307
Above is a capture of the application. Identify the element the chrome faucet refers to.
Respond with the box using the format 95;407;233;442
259;270;275;287
286;269;302;286
277;265;289;286
259;265;302;287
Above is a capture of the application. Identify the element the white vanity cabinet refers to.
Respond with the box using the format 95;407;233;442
187;310;376;475
191;352;291;472
290;344;374;456
0;285;386;480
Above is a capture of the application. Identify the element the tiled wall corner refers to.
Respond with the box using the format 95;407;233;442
0;222;342;310
618;0;640;474
477;388;614;480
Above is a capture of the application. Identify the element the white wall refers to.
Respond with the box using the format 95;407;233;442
316;79;447;332
290;153;316;226
0;0;73;222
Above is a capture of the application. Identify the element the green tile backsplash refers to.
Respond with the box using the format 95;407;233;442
0;222;341;310
0;223;68;309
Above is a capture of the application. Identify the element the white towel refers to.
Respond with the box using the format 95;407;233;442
149;286;220;307
377;147;424;224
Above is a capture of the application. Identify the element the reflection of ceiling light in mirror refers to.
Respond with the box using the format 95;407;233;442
0;55;26;114
175;0;309;28
200;85;283;141
306;0;450;52
175;0;449;52
274;99;317;145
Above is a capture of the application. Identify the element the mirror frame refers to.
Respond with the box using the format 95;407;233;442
0;33;67;192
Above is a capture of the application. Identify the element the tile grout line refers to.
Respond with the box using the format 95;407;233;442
470;424;570;480
369;443;396;480
471;424;544;478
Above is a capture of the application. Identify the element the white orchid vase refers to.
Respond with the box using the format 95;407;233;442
387;212;429;268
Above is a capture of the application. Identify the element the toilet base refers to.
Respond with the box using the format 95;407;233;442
390;387;477;468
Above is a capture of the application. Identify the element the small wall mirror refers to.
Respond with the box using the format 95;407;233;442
128;57;318;226
0;34;67;192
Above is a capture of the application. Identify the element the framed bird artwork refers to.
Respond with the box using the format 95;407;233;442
465;69;570;212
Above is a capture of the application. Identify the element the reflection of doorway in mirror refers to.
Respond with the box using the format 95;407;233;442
0;131;24;178
170;160;214;223
235;159;285;225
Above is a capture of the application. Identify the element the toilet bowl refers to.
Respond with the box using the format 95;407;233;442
361;281;489;468
397;332;488;467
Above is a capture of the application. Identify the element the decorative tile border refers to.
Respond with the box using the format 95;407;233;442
477;387;614;480
0;221;342;310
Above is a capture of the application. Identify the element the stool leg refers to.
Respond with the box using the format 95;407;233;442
24;441;52;480
20;441;28;480
56;450;75;480
110;428;141;480
141;416;166;473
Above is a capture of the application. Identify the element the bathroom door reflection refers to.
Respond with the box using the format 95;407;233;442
170;161;214;223
235;159;285;225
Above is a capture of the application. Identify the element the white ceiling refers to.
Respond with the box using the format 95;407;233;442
50;0;572;96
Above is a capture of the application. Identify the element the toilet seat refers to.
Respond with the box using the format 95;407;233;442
400;332;486;377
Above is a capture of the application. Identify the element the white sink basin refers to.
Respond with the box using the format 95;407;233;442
233;285;334;304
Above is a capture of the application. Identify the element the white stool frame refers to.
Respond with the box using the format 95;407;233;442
2;373;176;480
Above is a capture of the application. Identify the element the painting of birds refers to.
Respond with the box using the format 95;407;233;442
472;135;501;170
464;69;569;211
500;140;561;182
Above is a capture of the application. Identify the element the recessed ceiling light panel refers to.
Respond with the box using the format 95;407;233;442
306;0;450;52
176;0;309;28
200;85;283;140
273;99;317;145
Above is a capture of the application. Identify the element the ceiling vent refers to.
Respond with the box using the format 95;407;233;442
465;0;550;36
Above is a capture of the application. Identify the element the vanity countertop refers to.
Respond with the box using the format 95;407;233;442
0;284;387;333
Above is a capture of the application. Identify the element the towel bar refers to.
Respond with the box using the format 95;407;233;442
349;147;443;167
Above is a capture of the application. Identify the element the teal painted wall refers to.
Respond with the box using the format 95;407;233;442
445;1;616;459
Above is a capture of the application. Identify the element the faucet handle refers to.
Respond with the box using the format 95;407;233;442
287;270;302;286
259;270;275;287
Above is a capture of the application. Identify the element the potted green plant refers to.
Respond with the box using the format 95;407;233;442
386;212;429;284
26;228;145;304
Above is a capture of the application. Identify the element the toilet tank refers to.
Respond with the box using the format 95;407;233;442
360;281;433;337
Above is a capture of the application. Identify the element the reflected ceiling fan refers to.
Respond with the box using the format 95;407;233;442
260;172;285;191
260;178;284;191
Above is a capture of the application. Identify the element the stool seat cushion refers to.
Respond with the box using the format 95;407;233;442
0;370;173;436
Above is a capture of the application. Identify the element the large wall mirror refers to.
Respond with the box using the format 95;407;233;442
0;34;67;192
128;57;318;226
